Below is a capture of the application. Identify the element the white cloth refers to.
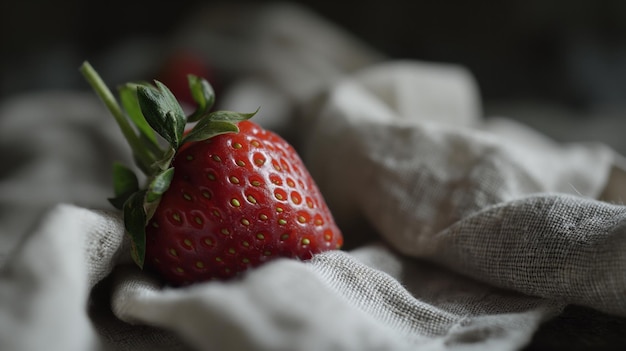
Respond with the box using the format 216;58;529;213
300;60;626;316
2;3;626;351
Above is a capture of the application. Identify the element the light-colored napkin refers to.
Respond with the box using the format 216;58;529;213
2;60;626;351
2;3;626;351
0;92;132;264
299;60;626;317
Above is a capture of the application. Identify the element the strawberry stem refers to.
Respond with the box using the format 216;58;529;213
80;62;259;269
80;61;157;173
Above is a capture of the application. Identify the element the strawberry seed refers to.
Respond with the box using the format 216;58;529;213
246;195;257;204
290;191;302;204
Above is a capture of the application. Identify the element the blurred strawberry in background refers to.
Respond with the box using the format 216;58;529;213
157;50;219;110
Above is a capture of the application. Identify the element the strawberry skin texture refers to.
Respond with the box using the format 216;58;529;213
145;120;343;285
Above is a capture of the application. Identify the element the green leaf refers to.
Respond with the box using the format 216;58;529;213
151;147;176;174
119;82;159;147
146;168;174;203
180;107;257;145
123;190;148;269
182;120;239;144
137;81;186;149
187;75;215;123
207;108;258;123
138;133;165;163
108;196;128;210
112;162;139;196
108;162;140;209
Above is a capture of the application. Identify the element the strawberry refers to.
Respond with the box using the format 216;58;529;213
157;50;218;108
80;61;342;286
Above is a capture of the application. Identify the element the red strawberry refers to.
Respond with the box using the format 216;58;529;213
80;61;343;286
157;50;218;108
145;120;342;284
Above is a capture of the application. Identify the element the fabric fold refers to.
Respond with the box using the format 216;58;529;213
300;61;626;317
0;204;125;351
432;194;626;315
2;4;626;350
110;242;562;351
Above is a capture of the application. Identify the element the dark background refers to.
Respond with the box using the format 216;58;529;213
2;2;626;348
3;0;626;113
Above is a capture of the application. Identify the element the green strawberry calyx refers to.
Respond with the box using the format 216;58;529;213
79;61;257;268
